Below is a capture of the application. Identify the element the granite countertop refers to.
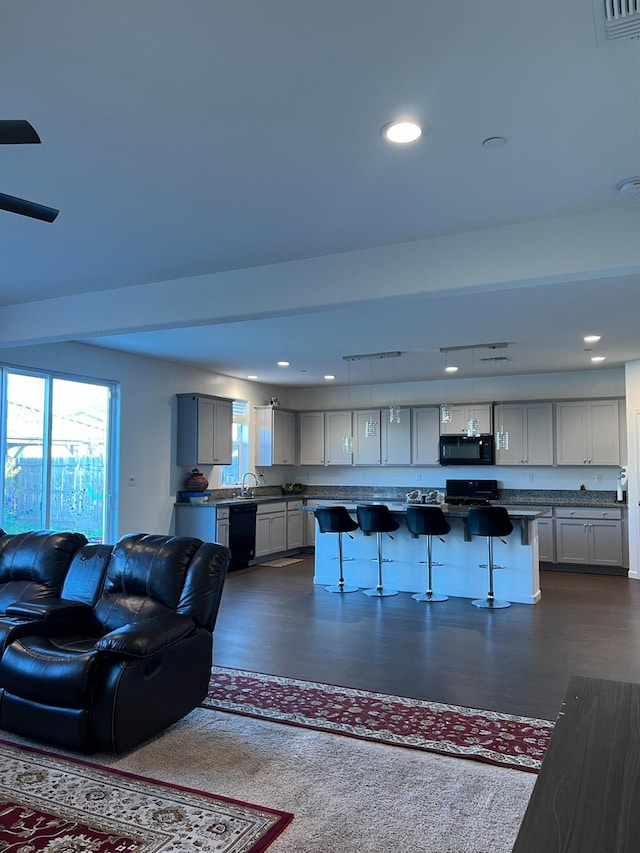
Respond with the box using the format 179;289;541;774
176;487;627;510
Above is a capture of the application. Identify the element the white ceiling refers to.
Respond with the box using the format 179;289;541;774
1;0;639;386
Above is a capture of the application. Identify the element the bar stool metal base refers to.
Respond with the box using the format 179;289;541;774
472;597;511;609
362;586;398;597
412;591;448;602
325;583;359;593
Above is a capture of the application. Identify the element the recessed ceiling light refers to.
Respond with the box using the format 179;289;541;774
591;356;606;363
247;374;258;380
324;374;335;380
482;136;506;149
381;120;423;144
584;335;601;343
445;366;459;373
618;177;640;196
277;361;290;367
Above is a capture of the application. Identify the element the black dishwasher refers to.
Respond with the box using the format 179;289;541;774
228;503;257;570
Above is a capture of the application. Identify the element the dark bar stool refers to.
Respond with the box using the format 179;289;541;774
466;506;513;609
356;504;399;597
405;505;451;603
313;506;360;593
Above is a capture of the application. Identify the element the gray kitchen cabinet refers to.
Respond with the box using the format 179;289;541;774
494;403;554;465
304;504;317;547
176;393;233;466
536;515;555;563
555;399;621;465
439;403;492;436
286;500;304;550
353;409;382;465
555;507;623;567
411;407;440;465
325;410;353;465
255;502;287;558
299;411;326;465
255;406;297;466
174;504;218;540
381;408;412;465
215;506;229;548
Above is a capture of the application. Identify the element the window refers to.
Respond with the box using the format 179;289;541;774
219;400;249;486
1;367;117;542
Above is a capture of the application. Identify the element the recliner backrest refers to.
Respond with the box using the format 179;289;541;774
60;543;113;606
93;533;230;634
0;530;88;613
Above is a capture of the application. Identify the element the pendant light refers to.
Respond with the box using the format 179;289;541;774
441;351;453;424
364;359;378;438
343;358;354;453
389;354;401;424
496;401;509;450
466;348;480;437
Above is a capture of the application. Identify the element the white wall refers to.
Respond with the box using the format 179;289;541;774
2;342;290;539
1;342;626;539
625;359;640;578
288;368;626;410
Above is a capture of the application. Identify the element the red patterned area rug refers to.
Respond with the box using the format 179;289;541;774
204;667;554;773
0;737;292;852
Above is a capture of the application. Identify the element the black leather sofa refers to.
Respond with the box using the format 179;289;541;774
0;530;230;753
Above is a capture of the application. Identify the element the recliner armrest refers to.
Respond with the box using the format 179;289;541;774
94;613;196;658
5;598;93;620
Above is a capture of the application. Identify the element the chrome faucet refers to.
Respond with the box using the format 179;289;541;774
240;472;260;497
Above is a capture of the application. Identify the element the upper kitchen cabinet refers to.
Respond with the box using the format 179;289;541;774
555;399;623;466
381;408;412;465
325;410;353;465
353;409;382;465
411;407;440;465
176;393;233;466
439;403;492;435
299;411;326;465
255;406;297;466
494;403;554;465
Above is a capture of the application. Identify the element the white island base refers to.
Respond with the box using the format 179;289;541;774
310;504;545;605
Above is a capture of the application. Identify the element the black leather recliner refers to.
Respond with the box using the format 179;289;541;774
0;532;230;754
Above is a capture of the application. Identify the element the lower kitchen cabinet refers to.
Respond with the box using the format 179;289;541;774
216;507;229;548
286;500;304;550
554;507;623;567
175;504;217;540
537;515;555;563
255;502;287;558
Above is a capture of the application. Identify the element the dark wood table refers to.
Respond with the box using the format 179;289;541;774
512;675;640;852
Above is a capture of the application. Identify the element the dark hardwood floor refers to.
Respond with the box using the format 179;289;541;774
213;555;640;721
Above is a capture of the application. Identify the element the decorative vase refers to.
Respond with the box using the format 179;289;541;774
184;468;209;492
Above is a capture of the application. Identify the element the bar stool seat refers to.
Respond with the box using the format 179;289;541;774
313;506;359;593
405;505;451;602
356;504;399;597
466;506;513;609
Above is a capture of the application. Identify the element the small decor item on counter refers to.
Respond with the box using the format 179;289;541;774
281;482;304;494
184;468;209;492
406;489;422;503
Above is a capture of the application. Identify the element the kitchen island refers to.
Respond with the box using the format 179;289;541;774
308;503;549;605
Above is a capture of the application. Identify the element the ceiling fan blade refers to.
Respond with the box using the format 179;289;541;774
0;120;41;144
0;192;59;222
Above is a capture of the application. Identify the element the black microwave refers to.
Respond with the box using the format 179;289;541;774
439;434;494;466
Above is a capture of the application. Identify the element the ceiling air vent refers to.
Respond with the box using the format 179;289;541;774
595;0;640;41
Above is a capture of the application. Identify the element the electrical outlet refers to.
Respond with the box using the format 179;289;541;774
128;476;136;487
595;474;603;484
416;473;422;481
527;474;534;484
